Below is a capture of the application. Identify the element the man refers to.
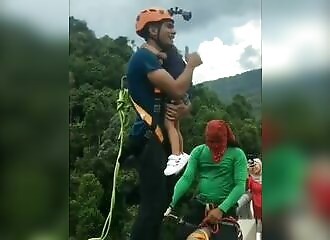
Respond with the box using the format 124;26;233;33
164;120;248;240
126;7;202;240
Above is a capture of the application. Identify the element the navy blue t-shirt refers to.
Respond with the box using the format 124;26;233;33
162;47;186;79
127;47;190;138
163;47;192;102
127;48;163;137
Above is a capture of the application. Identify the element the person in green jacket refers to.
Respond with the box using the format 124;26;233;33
164;119;248;240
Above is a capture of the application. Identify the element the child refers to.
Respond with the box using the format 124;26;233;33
142;44;191;176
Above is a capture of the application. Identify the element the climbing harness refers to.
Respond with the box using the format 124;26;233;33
164;211;243;240
202;203;243;240
129;85;165;143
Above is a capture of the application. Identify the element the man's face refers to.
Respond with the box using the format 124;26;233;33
158;20;176;46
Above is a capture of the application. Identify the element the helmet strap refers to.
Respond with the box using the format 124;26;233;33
155;25;165;49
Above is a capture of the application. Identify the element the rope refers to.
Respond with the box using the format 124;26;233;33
165;212;242;239
88;76;130;240
200;204;242;237
203;204;219;234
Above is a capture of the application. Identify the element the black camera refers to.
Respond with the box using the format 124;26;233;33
168;7;192;21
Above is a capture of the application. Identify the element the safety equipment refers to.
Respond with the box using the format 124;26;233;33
135;6;192;37
135;8;173;37
88;77;130;240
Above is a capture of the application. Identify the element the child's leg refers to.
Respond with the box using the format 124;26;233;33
164;118;189;176
175;120;184;153
164;118;181;155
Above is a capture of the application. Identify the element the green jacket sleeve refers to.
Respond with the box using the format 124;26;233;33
263;146;306;214
170;145;203;207
219;149;248;213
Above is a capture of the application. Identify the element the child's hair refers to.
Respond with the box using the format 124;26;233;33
162;46;186;79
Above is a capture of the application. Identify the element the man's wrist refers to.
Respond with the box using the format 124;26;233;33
185;64;195;71
218;206;226;214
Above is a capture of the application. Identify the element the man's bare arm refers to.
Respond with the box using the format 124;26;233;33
147;67;194;99
147;52;202;99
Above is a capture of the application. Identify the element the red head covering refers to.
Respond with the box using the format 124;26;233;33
205;120;236;163
262;117;281;151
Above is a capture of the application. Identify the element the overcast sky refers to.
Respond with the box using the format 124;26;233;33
69;0;262;84
2;0;327;84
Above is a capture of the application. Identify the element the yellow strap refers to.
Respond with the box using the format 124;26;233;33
130;97;164;143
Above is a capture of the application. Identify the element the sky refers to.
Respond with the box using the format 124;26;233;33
1;0;327;84
68;0;262;84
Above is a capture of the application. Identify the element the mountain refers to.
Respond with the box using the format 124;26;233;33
199;69;262;116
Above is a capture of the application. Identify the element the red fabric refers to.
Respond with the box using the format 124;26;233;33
262;118;280;151
205;120;235;163
249;176;262;220
308;175;330;220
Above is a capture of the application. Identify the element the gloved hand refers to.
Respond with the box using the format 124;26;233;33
164;206;173;217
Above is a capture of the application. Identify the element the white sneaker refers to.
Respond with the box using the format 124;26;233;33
164;154;189;176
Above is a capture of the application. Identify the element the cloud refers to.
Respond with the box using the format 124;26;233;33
263;20;328;79
1;0;68;37
232;20;261;50
69;0;261;44
239;46;261;69
68;1;262;83
193;20;261;84
164;0;261;33
193;38;244;84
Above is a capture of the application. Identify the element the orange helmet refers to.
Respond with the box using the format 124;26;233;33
135;8;173;37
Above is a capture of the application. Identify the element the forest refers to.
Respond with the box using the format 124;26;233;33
69;16;261;240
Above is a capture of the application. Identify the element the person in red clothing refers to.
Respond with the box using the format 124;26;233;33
308;157;330;224
248;158;262;238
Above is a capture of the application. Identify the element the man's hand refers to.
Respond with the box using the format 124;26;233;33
186;52;202;69
202;208;223;225
166;102;191;121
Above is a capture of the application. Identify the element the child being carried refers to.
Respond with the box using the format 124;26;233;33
142;43;191;176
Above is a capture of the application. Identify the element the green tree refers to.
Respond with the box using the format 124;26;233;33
69;16;261;240
73;173;105;239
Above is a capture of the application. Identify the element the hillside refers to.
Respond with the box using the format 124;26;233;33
200;69;262;115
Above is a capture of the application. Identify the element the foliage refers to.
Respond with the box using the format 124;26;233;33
69;16;260;240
